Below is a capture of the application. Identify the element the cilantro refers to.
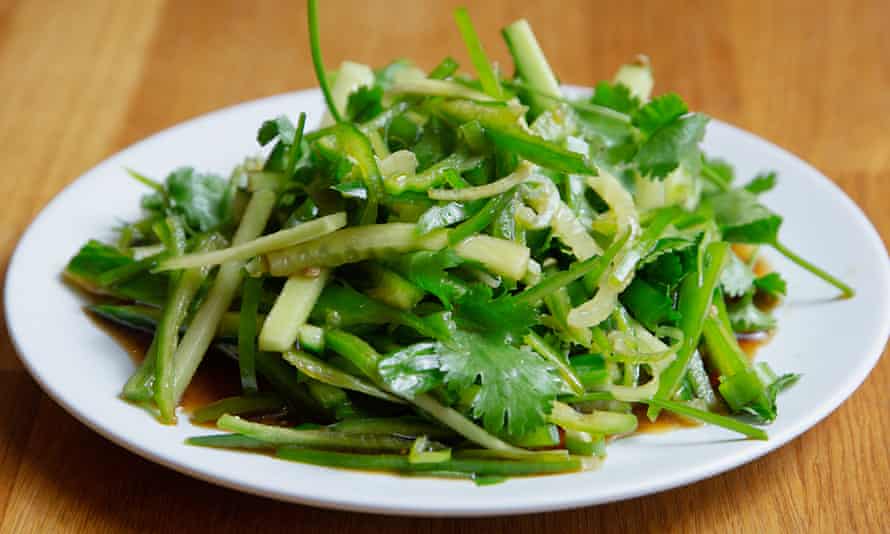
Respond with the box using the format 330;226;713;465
631;93;688;137
708;189;782;244
727;292;776;333
702;157;735;184
346;85;384;123
741;372;799;421
590;81;640;114
141;167;232;233
379;326;560;437
743;171;777;194
720;250;755;298
438;330;560;436
754;272;787;297
634;113;709;179
638;234;701;289
452;285;538;344
257;115;297;146
620;277;679;330
394;250;468;308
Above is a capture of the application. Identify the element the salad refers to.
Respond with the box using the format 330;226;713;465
64;2;853;483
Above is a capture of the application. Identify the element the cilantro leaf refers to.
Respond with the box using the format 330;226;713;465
378;342;444;397
638;234;701;289
708;189;782;244
439;330;560;436
727;292;776;333
754;272;787;297
634;113;709;179
741;371;799;422
346;85;384;123
257;115;296;146
632;93;688;137
142;167;232;233
743;171;777;194
702;157;735;184
590;81;640;114
394;250;468;308
453;285;538;344
620;277;679;330
720;250;755;298
380;329;561;436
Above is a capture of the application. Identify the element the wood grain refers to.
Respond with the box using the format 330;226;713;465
1;1;888;532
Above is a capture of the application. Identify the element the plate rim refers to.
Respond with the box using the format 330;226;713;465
5;87;889;517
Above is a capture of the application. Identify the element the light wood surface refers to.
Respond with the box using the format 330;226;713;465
1;1;888;532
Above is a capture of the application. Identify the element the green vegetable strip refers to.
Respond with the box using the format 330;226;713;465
549;401;638;435
363;263;424;310
701;294;774;415
125;168;164;194
324;329;387;384
258;269;329;352
190;393;285;423
92;304;256;342
524;332;585;396
642;399;768;440
648;241;729;420
771;240;854;298
282;350;404;404
96;252;165;287
170;191;276;406
428;56;460;80
334;123;383;225
453;7;504;99
264;223;446;276
517;231;629;304
217;415;413;451
284;112;307;177
122;337;159;402
124;233;220;406
237;276;263;393
151;217;187;421
330;417;457;440
186;434;271;449
502;19;561;116
156;212;346;271
307;0;341;123
411;394;539;459
277;447;585;476
448;191;514;245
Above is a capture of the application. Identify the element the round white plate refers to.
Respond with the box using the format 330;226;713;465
6;88;889;517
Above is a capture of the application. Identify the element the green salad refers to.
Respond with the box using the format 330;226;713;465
65;2;853;483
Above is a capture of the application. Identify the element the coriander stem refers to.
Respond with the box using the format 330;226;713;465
771;240;854;298
307;0;342;123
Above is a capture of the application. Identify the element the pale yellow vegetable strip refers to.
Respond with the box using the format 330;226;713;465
157;212;346;271
258;269;330;352
427;161;533;201
170;191;276;404
265;223;447;276
453;234;530;280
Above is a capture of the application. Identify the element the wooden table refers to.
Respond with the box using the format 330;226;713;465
1;0;888;531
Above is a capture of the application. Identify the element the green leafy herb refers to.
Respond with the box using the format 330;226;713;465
346;85;384;122
634;113;709;179
590;81;640;114
631;93;688;137
142;167;233;233
743;172;777;194
720;250;755;298
754;272;787;297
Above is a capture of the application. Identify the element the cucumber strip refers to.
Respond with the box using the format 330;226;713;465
170;191;277;406
258;269;329;352
157;213;346;271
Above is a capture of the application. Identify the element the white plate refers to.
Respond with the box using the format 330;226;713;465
6;88;889;517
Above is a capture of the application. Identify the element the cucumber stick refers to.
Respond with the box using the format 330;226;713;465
259;269;330;352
